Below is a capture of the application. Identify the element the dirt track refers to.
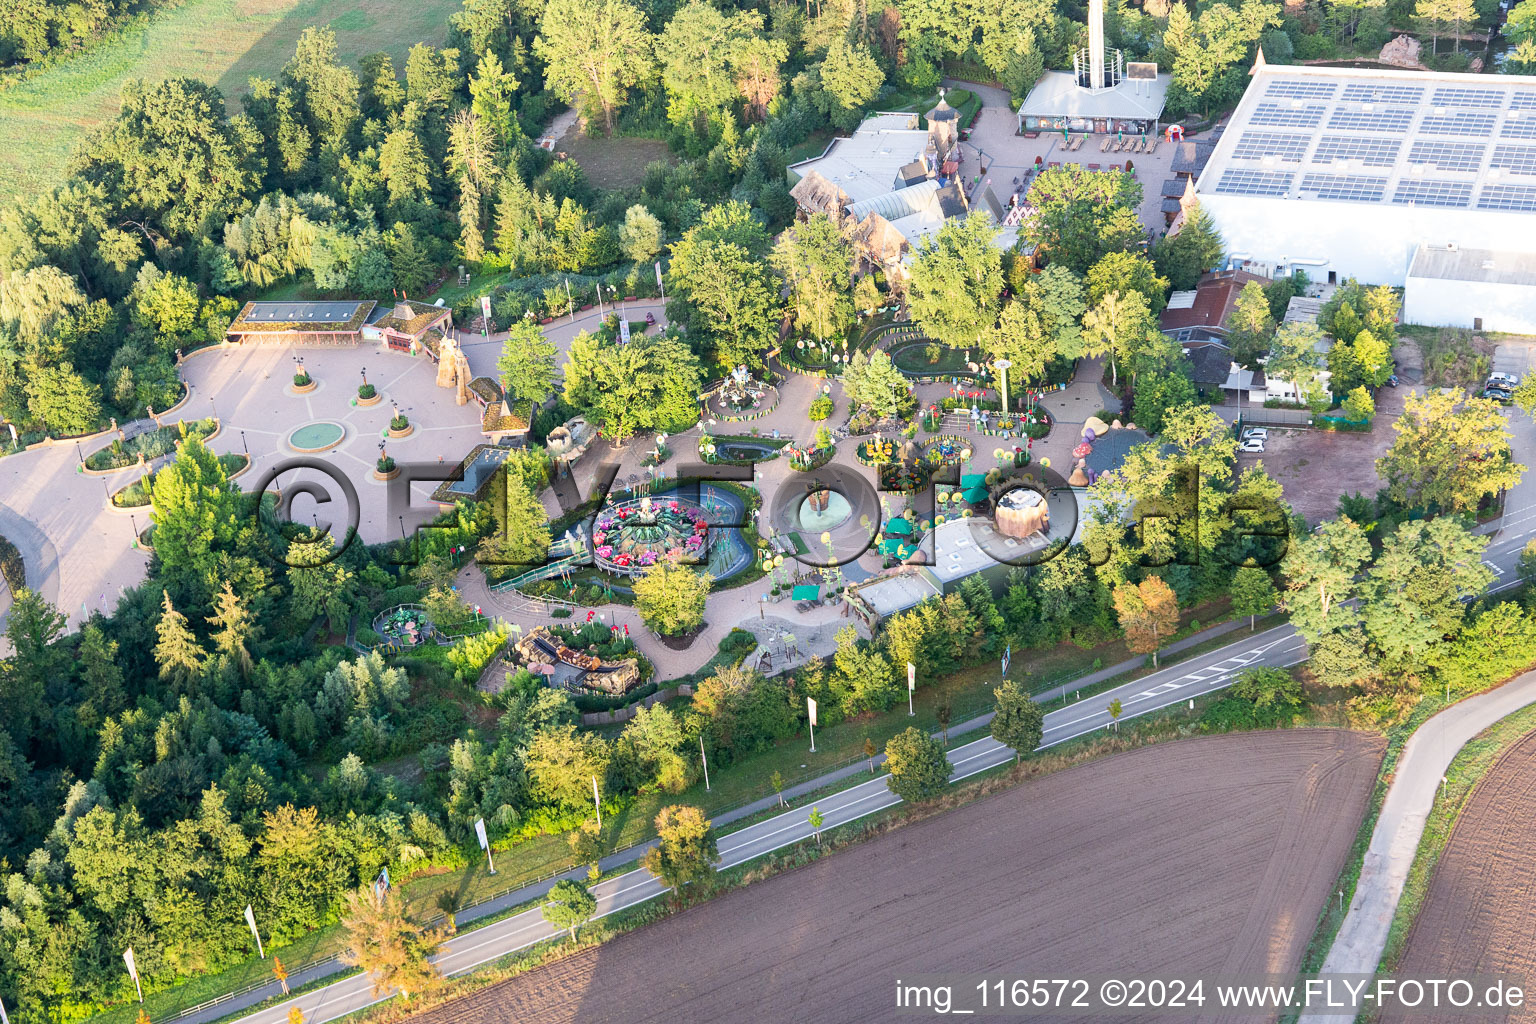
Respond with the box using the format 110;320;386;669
1388;728;1536;1024
414;731;1383;1024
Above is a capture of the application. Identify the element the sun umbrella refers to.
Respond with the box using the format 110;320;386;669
1072;442;1093;459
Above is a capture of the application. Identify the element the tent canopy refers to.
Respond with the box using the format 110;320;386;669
963;486;989;504
883;517;914;536
960;473;987;488
791;584;820;600
880;539;914;557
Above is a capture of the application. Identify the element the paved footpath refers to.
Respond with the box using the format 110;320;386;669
176;621;1309;1024
1298;666;1536;1023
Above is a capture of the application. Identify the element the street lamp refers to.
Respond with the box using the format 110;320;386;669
240;430;248;454
993;358;1013;416
361;366;368;387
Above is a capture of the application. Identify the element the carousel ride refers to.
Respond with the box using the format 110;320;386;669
592;494;712;577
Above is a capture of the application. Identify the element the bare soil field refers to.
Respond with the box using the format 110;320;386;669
1386;728;1536;1024
1236;384;1415;524
554;122;676;189
414;730;1384;1024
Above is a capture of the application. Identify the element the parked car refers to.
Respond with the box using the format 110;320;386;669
1384;374;1400;387
1237;438;1266;453
1489;371;1521;388
1242;427;1268;441
1483;387;1514;404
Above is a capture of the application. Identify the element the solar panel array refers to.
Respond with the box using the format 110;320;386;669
1341;83;1424;103
1491;145;1536;175
1314;136;1401;166
1478;183;1536;211
1431;86;1504;107
1299;174;1387;202
1266;79;1338;99
1250;102;1327;127
1392;178;1475;208
1420;111;1497;136
1210;71;1536;211
1214;168;1294;196
1230;131;1311;162
1408;140;1485;171
1328;108;1415;132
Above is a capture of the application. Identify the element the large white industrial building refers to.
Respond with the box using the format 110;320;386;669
1194;59;1536;331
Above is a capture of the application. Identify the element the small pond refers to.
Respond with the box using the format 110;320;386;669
288;421;346;453
716;440;781;462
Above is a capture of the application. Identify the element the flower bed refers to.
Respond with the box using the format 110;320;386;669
787;444;836;471
855;436;899;465
84;417;217;472
110;453;246;508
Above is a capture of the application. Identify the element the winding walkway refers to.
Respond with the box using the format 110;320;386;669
1299;668;1536;1020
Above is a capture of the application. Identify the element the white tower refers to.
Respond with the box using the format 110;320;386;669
1088;0;1106;93
1074;0;1123;93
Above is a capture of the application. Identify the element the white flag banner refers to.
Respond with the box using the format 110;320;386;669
480;295;492;321
807;696;818;727
907;662;916;691
1;993;12;1024
619;318;630;344
654;261;664;290
1002;644;1012;677
474;817;490;852
124;947;143;1001
243;904;265;958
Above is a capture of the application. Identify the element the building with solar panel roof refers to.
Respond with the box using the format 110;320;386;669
1195;54;1536;324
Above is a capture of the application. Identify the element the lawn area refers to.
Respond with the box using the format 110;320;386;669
0;0;460;202
891;339;973;375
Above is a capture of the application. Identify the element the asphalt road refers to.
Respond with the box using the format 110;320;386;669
185;487;1536;1024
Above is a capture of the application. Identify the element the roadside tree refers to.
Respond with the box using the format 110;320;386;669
1377;389;1525;513
1230;566;1277;630
340;886;447;1001
541;879;597;943
883;726;951;802
1113;576;1179;667
642;804;720;902
990;680;1045;762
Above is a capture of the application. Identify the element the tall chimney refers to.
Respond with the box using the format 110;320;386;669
1089;0;1106;92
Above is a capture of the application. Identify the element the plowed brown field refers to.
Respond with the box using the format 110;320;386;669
1388;728;1536;1024
416;730;1383;1024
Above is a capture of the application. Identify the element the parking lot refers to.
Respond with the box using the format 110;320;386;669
1235;383;1417;525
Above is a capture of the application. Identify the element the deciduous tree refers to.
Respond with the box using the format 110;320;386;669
339;886;447;1001
771;213;854;344
1282;516;1371;642
632;557;711;636
989;680;1044;762
1113;576;1179;666
541;879;597;942
883;726;951;802
1230;566;1277;630
536;0;655;133
1377;389;1525;513
642;804;719;901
